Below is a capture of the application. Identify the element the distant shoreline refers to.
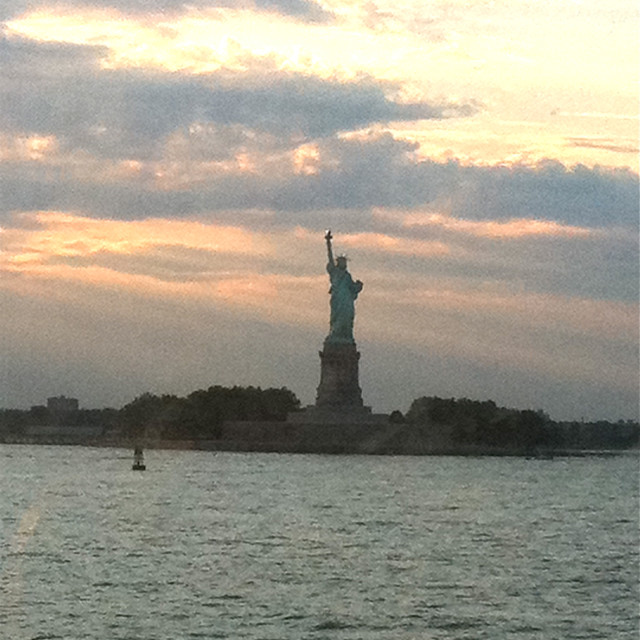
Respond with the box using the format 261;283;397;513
1;434;637;457
5;390;637;454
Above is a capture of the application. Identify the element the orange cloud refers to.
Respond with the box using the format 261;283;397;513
0;212;327;329
292;143;321;175
0;134;59;162
375;209;593;238
2;210;636;400
339;231;451;256
2;212;270;263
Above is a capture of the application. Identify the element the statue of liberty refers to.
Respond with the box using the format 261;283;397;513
324;230;363;344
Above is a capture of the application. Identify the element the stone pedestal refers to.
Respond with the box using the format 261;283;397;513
315;341;363;409
286;339;389;427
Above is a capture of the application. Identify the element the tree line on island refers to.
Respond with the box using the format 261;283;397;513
0;385;637;451
404;396;638;451
0;386;299;441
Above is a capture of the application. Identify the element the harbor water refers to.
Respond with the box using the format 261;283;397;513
1;445;638;639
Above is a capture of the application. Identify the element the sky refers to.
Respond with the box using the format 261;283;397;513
0;0;638;421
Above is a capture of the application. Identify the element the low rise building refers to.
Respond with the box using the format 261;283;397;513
47;396;79;413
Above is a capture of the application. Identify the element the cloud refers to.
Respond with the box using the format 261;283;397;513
3;206;636;322
357;277;637;386
0;0;636;423
4;212;635;345
557;111;639;121
1;211;270;261
389;210;593;239
0;2;29;21
254;0;332;23
1;130;637;238
1;0;333;22
434;159;639;229
0;33;106;74
5;35;635;234
265;142;639;229
567;137;639;155
338;231;450;258
0;35;475;160
2;209;636;419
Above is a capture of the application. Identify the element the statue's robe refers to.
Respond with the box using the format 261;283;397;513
327;262;362;344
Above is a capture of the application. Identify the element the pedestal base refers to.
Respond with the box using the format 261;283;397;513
287;405;384;425
315;341;363;409
286;339;389;427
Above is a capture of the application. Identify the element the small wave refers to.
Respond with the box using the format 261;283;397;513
509;624;544;633
429;616;484;631
282;613;307;621
313;618;356;630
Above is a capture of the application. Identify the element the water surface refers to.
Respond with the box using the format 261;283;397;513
1;446;637;639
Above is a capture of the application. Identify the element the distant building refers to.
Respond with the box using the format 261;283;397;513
47;396;79;413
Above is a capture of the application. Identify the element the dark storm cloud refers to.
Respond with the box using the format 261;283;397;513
0;0;332;21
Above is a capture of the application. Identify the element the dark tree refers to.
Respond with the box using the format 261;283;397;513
117;385;300;440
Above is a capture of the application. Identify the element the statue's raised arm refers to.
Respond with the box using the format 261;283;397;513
325;229;334;266
323;230;363;345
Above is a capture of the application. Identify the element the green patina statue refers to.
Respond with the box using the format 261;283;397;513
325;230;363;344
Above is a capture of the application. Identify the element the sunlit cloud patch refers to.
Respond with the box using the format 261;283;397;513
388;210;593;239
